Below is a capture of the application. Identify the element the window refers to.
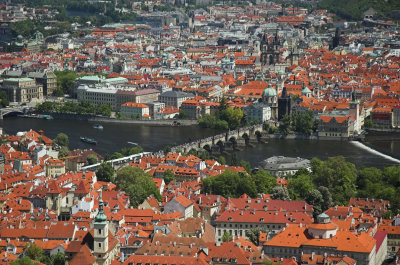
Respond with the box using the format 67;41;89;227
98;243;101;248
98;229;102;234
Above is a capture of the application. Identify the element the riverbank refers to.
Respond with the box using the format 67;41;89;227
90;117;198;126
32;112;198;126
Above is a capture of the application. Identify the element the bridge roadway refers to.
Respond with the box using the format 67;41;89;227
81;124;264;172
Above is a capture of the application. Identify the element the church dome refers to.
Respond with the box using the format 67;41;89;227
263;85;277;97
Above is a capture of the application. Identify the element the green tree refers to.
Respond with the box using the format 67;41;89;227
58;146;69;158
54;70;79;95
253;170;277;194
230;153;239;166
201;150;210;160
96;163;115;182
270;186;290;200
291;110;315;135
53;133;69;147
11;257;35;265
278;114;291;134
240;160;252;173
178;109;187;119
222;231;232;242
221;107;243;129
86;154;98;165
115;166;161;207
50;252;65;265
288;174;315;200
306;189;324;215
318;186;333;212
217;156;226;165
313;156;357;205
164;145;172;155
0;91;9;108
163;169;175;185
187;148;197;156
111;152;124;160
25;243;43;260
96;104;112;117
245;228;266;245
202;170;257;198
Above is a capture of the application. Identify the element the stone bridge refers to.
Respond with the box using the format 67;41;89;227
0;106;29;119
171;124;264;153
80;152;152;172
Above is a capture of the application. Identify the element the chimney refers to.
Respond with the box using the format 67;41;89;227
311;252;315;260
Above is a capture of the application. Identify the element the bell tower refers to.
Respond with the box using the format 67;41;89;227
93;192;109;264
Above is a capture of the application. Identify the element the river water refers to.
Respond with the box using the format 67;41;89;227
1;117;398;168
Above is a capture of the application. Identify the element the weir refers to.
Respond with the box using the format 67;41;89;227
350;141;400;164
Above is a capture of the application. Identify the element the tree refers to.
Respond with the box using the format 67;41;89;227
313;156;357;205
306;189;324;215
0;91;9;108
111;152;124;160
217;156;226;165
164;145;172;155
96;163;114;182
230;153;239;166
58;146;69;159
318;186;333;212
291;110;315;135
11;257;35;265
51;252;65;265
270;186;290;200
25;243;42;261
187;149;197;156
163;169;175;185
240;160;252;174
222;231;232;242
96;104;112;117
221;107;243;129
245;228;266;245
202;170;257;198
115;166;161;207
178;109;187;119
287;174;315;200
253;170;277;194
278;114;291;134
53;133;69;147
86;154;98;165
201;150;210;160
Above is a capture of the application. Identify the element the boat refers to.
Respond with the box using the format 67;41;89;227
80;137;97;145
93;124;103;130
127;142;138;145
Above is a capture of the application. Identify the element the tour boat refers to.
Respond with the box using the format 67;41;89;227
80;137;97;145
93;124;103;130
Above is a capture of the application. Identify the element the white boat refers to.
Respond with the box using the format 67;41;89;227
93;124;103;130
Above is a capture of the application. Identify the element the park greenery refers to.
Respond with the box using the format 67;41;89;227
11;243;64;265
0;91;10;108
198;97;244;130
114;166;161;208
317;0;400;20
36;101;112;117
53;133;69;158
96;163;115;182
278;110;318;135
10;0;138;38
201;156;400;218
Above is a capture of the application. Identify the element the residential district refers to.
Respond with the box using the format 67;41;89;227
0;0;399;264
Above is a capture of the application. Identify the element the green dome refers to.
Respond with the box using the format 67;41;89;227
95;198;107;223
263;85;277;97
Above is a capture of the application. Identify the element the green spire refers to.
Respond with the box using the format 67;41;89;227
95;191;107;223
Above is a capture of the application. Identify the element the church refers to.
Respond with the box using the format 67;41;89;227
65;193;120;265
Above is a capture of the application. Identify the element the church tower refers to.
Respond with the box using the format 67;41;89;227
93;192;109;264
349;91;360;133
278;86;291;120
